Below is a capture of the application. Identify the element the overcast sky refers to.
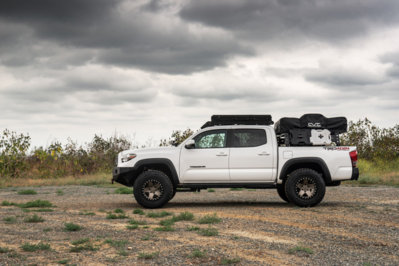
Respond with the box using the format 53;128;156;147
1;0;399;148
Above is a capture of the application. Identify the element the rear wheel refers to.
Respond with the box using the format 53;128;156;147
133;170;173;209
285;168;325;207
276;182;289;202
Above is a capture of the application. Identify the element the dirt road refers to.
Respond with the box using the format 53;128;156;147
0;185;398;265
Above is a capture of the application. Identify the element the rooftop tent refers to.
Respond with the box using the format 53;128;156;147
201;115;273;129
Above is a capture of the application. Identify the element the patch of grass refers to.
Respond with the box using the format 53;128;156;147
18;199;53;208
126;224;139;230
57;259;69;264
221;257;241;264
198;227;218;236
154;226;175;231
114;208;124;213
1;200;16;206
229;187;244;191
64;223;82;232
189;249;206;258
56;189;64;196
207;188;215;192
0;247;10;253
71;238;89;245
128;219;146;225
288;246;314;255
17;189;37;195
138;251;159;259
173;211;194;222
79;211;95;216
24;214;45;223
21;242;50;252
186;226;200;231
104;239;128;249
3;216;17;224
133;209;145;215
43;227;52;232
247;189;256;191
106;213;128;219
159;218;175;227
114;187;132;194
32;208;53;212
198;213;221;224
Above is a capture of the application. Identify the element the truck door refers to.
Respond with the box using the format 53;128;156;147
229;128;274;182
180;129;229;183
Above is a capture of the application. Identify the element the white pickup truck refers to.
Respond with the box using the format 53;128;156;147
113;115;359;208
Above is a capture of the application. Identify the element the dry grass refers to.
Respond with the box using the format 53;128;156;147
0;172;112;188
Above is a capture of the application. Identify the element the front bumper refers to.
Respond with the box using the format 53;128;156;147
351;167;359;180
112;167;136;186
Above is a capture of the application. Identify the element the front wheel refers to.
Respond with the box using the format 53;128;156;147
284;168;325;207
133;170;173;209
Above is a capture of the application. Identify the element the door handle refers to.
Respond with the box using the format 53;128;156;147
216;153;228;156
258;152;270;156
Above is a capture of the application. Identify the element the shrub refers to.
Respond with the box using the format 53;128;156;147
221;257;241;264
106;213;128;219
288;246;314;255
189;249;206;258
24;214;44;223
138;251;159;259
198;227;218;236
154;226;175;231
64;223;82;232
198;213;221;224
3;216;17;224
18;200;53;208
17;189;37;195
21;242;50;252
133;209;145;215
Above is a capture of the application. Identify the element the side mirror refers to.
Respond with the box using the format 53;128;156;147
185;139;195;149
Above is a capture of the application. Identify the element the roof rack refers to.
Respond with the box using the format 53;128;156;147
201;115;273;129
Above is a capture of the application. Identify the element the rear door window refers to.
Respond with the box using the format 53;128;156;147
230;129;267;147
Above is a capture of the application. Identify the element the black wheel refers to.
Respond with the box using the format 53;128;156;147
284;168;325;207
133;170;173;209
277;182;289;202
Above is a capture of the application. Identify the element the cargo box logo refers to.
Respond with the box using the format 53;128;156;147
308;122;322;128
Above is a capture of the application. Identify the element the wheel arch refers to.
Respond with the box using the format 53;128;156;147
279;157;332;184
133;158;179;187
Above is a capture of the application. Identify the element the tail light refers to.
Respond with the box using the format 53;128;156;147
349;150;358;167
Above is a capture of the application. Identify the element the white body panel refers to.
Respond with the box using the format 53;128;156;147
117;125;356;185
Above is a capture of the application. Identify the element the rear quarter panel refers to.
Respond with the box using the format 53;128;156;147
278;146;356;183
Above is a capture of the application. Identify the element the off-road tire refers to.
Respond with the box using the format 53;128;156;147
133;170;173;209
169;188;177;200
277;182;289;202
285;168;325;207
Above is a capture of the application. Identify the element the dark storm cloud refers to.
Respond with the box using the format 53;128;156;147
0;0;252;74
180;0;399;42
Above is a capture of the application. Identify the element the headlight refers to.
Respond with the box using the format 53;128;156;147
121;153;137;163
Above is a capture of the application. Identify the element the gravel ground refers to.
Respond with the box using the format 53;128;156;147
0;185;398;265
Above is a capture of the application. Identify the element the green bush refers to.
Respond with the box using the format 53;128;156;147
17;189;37;195
21;242;50;252
198;213;221;224
64;223;82;232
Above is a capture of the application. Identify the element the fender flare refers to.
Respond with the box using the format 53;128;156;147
134;158;179;186
278;157;332;184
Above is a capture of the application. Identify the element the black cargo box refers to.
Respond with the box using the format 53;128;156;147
275;114;347;134
201;115;273;129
